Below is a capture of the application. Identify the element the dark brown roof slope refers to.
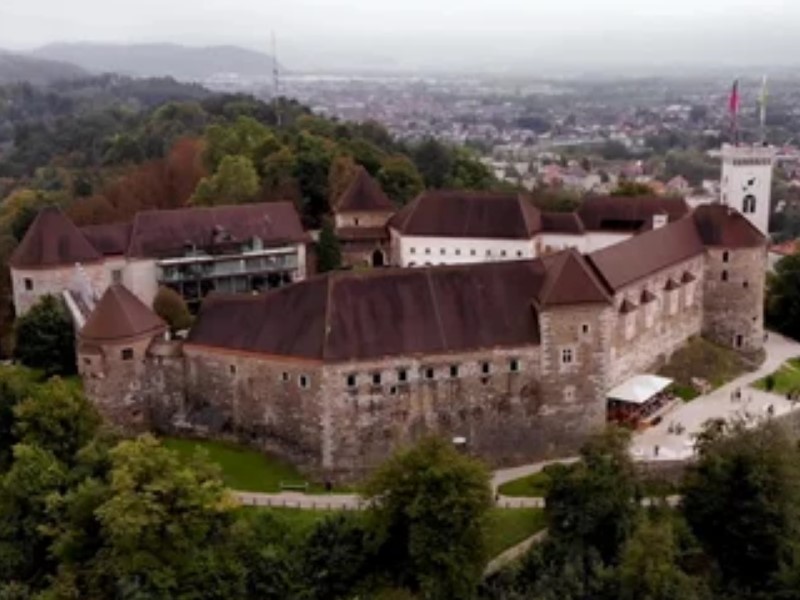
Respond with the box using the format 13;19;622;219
588;217;705;291
577;196;690;232
81;223;132;256
189;255;610;363
11;206;102;269
692;204;765;248
79;284;166;344
336;167;395;213
388;191;542;239
539;250;612;306
541;211;585;234
126;202;308;258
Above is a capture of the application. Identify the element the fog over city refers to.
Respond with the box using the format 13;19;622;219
1;0;798;73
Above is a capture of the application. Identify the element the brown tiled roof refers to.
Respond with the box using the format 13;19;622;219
692;204;765;248
641;289;656;304
541;212;585;234
10;206;102;269
538;250;611;307
81;222;132;256
126;202;308;258
664;278;680;291
577;196;690;232
681;271;697;284
587;217;705;291
335;226;389;242
388;191;542;239
336;167;395;213
187;253;609;363
79;284;166;344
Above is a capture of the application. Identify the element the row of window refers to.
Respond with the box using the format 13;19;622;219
408;247;527;259
346;358;521;388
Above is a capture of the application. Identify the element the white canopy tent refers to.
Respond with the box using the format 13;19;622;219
607;374;673;405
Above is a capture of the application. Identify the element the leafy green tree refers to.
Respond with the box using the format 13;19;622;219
412;138;454;189
379;156;424;205
328;154;358;206
447;150;495;190
298;514;373;600
317;219;342;273
364;436;492;599
294;131;335;225
191;154;260;206
611;181;654;197
204;116;279;173
13;377;100;467
152;286;193;331
0;367;40;471
767;253;800;339
231;510;297;599
617;516;708;600
682;421;800;596
346;138;385;175
14;295;76;377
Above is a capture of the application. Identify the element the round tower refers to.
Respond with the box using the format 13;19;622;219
77;284;168;429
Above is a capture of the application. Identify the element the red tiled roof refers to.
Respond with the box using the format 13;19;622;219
692;204;765;248
388;191;542;239
336;167;395;213
664;278;680;291
10;206;102;269
81;222;132;256
126;202;309;258
79;284;166;344
588;217;705;291
187;252;610;363
641;289;656;304
619;299;637;314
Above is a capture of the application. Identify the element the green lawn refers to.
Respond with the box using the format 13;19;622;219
162;437;345;494
498;470;551;497
486;508;546;557
753;358;800;395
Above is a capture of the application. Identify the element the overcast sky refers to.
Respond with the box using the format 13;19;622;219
2;0;798;71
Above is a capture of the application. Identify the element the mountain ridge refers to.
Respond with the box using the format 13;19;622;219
0;50;88;85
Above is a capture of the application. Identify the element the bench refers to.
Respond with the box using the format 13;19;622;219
279;481;309;492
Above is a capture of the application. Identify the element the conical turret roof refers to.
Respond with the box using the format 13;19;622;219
80;284;166;344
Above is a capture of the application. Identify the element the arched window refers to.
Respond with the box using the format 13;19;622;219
743;194;756;214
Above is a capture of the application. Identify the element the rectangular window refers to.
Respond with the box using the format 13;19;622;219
722;271;728;282
229;364;237;375
425;248;431;255
581;323;590;335
112;269;123;284
281;372;289;382
121;348;134;361
455;249;461;256
24;278;33;291
410;247;416;255
397;369;408;383
346;374;357;388
372;372;382;385
486;249;492;257
440;248;446;255
450;365;459;378
500;250;507;257
510;358;520;373
561;348;574;365
517;251;523;258
299;375;310;389
481;362;491;375
470;249;477;256
424;367;435;380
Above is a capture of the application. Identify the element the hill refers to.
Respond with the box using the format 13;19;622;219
32;43;280;81
0;50;87;85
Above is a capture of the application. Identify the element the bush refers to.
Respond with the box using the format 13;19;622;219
13;295;75;377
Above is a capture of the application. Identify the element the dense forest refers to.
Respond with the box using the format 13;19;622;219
0;74;496;355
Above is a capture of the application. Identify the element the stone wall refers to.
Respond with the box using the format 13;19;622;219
334;210;392;229
178;345;326;471
12;261;110;316
608;256;704;386
702;247;766;353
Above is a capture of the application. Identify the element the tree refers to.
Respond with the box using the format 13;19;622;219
378;156;424;206
13;377;100;467
617;516;708;600
14;295;76;377
0;367;40;471
681;421;800;596
153;286;193;331
447;150;495;190
611;181;654;197
364;436;492;599
767;253;800;339
412;138;453;189
317;219;342;273
191;155;260;206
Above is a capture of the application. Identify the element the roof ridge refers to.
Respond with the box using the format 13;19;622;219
425;269;450;351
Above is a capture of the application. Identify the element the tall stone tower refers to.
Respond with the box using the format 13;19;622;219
720;143;775;237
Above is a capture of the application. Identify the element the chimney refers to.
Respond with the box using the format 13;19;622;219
652;211;668;230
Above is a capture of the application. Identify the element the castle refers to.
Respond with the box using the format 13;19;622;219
9;145;771;480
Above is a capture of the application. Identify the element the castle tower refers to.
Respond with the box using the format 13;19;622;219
77;284;168;429
720;143;775;238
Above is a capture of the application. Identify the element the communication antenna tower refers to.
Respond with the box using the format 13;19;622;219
272;31;282;127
